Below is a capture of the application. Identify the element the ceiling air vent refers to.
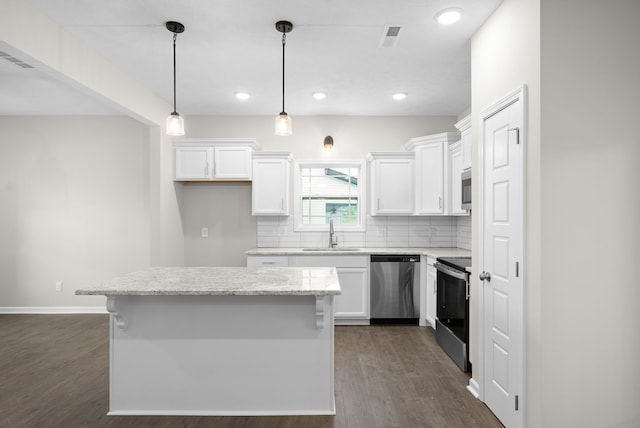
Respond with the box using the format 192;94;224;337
0;50;34;69
379;26;401;48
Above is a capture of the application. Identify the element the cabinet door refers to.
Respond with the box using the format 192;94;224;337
175;147;213;180
246;255;289;267
334;267;369;319
416;142;445;214
426;259;437;327
371;159;414;215
252;158;289;216
461;129;472;171
213;146;252;180
449;144;468;215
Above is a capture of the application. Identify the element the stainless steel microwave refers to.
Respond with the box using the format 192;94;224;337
461;170;471;210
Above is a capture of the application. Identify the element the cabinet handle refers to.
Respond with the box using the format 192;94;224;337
377;198;380;211
439;196;442;209
262;261;276;265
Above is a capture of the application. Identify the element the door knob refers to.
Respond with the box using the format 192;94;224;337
479;271;492;282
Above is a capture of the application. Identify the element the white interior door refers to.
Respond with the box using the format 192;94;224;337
480;87;525;428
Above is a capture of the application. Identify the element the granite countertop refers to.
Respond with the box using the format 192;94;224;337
246;247;471;259
75;266;341;297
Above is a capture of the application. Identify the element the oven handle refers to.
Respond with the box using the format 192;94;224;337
434;262;468;281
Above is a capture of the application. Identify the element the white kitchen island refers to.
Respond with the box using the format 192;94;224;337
76;266;340;416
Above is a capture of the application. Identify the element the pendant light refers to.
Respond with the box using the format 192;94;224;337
275;21;293;136
166;21;185;136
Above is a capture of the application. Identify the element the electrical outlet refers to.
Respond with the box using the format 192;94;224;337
201;227;209;238
55;281;63;292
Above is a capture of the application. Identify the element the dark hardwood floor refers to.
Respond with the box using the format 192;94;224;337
0;315;503;428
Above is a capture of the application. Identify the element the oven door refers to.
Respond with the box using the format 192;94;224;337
434;262;469;340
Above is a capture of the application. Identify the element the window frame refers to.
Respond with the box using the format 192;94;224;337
293;159;366;232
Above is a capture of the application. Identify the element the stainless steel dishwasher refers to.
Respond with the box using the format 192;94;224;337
370;255;420;324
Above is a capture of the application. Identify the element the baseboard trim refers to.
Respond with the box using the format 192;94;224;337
0;307;107;314
467;378;480;399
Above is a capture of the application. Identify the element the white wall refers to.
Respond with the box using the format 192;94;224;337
474;0;640;427
180;115;458;265
0;117;150;308
471;1;542;423
539;1;640;427
183;183;255;267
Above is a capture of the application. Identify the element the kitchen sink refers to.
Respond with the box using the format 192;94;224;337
302;248;361;252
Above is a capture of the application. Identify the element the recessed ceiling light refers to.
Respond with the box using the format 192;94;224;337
312;92;328;100
392;92;408;101
234;92;251;100
435;8;463;25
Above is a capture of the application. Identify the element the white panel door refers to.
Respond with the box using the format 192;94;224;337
481;89;524;428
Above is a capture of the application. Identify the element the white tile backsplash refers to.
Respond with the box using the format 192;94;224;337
256;214;469;248
456;215;471;250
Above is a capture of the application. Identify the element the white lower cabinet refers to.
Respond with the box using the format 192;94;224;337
289;255;369;324
426;256;437;328
246;255;289;268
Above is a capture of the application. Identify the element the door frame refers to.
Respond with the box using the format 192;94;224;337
474;84;527;426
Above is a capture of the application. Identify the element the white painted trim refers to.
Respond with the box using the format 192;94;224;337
366;152;415;161
173;138;261;151
404;132;460;151
0;307;107;314
467;378;481;399
455;115;472;132
335;319;370;325
292;159;367;232
108;407;337;416
477;84;527;428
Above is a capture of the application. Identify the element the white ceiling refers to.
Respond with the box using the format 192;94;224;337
1;0;502;117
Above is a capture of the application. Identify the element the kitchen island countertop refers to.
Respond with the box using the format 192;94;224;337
75;266;340;297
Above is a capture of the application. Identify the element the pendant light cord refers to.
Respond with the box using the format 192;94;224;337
281;33;286;114
172;32;177;114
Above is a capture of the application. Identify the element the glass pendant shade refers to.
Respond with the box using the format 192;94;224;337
166;112;185;136
275;112;292;136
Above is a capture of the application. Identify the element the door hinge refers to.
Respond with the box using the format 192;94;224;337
508;127;520;144
515;261;520;278
515;395;519;411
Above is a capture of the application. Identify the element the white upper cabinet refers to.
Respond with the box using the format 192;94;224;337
174;139;260;181
406;132;459;215
175;146;213;180
455;115;472;171
252;152;292;216
368;152;414;215
214;146;253;180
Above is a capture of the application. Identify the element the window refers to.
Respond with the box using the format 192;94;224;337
294;161;365;230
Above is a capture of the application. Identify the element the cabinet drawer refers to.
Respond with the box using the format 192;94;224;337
290;255;368;269
246;256;289;268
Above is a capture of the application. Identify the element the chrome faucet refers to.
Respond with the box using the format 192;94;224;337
329;219;338;248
